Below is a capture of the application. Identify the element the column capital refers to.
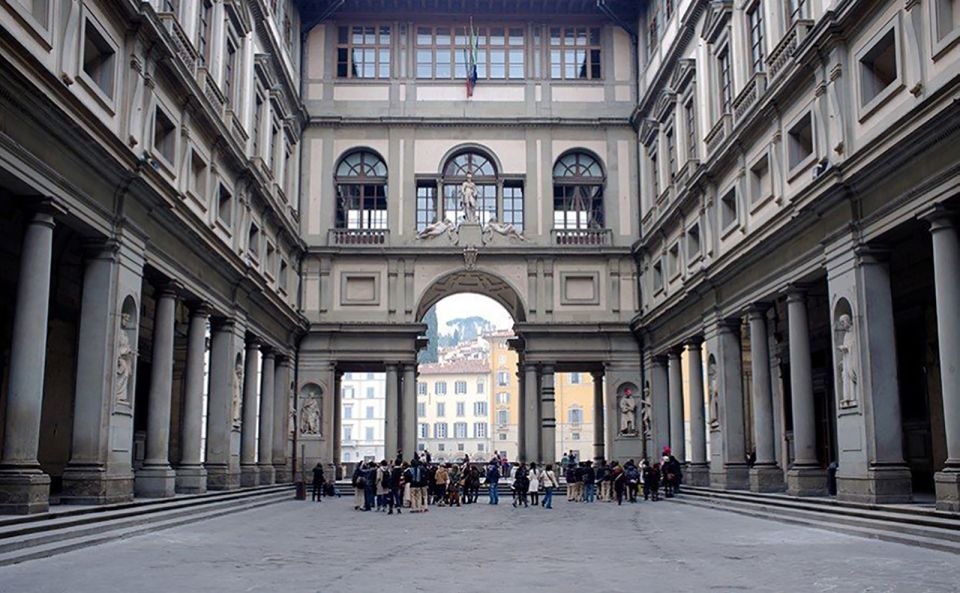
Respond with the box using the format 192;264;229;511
187;300;213;318
784;284;810;303
244;336;261;350
918;204;957;230
590;369;604;382
156;280;183;299
260;345;276;358
853;244;892;265
384;362;399;371
210;315;237;331
746;303;771;319
683;335;704;348
651;354;668;366
80;238;120;261
716;317;742;334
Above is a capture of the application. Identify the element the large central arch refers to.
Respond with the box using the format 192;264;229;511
415;268;527;323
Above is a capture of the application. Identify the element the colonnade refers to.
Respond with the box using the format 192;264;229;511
0;207;294;514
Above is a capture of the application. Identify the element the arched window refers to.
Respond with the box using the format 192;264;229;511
553;151;604;230
442;151;498;225
335;150;387;229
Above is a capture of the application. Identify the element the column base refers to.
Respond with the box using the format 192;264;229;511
274;464;291;483
134;465;177;498
786;466;828;497
60;465;134;505
206;465;240;491
749;464;786;493
258;465;275;485
240;464;259;487
837;466;912;504
0;467;51;514
684;463;710;487
934;468;960;513
175;465;208;494
710;463;749;490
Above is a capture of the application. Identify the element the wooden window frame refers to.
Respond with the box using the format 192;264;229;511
549;25;602;80
414;24;526;80
336;24;392;79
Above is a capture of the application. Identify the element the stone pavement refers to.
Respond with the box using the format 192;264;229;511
0;496;958;593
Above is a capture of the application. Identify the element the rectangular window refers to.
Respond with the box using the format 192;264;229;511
652;260;663;292
217;184;233;226
366;387;375;398
750;155;771;204
365;427;374;441
343;426;352;440
717;46;732;115
648;143;660;198
224;33;239;107
668;242;681;277
152;107;176;165
474;422;488;438
787;112;814;170
454;380;467;394
496;409;509;426
252;93;264;158
434;422;448;438
278;259;288;290
415;25;525;80
437;402;445;417
686;223;701;260
456;402;465;416
549;26;602;79
197;0;212;66
497;371;509;386
720;188;738;230
83;19;116;99
570;372;581;384
343;405;352;419
419;423;429;438
474;401;488;416
665;125;676;179
416;183;438;231
454;422;468;438
435;381;447;395
684;98;697;159
936;0;960;41
748;2;765;73
502;183;524;232
417;402;426;417
647;14;658;58
365;406;374;419
786;0;808;24
247;223;259;258
189;150;207;199
417;382;427;395
858;28;898;108
496;392;509;404
567;407;583;425
476;380;485;394
336;25;391;79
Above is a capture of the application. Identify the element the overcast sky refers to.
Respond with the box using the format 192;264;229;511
435;293;514;334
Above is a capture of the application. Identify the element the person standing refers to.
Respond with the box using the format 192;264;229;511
311;463;325;502
376;460;391;512
611;462;626;505
596;460;610;502
528;462;541;507
583;460;596;503
541;464;559;509
390;462;405;514
435;464;450;506
486;461;500;505
405;459;426;513
352;462;367;511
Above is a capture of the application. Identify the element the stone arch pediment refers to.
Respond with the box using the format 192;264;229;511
415;267;526;323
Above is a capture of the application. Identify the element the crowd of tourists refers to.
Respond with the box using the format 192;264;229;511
309;446;684;512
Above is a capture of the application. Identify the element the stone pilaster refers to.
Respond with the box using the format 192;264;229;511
591;370;605;462
273;357;293;482
649;356;670;457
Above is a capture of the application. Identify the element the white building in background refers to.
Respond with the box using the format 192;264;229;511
340;373;386;463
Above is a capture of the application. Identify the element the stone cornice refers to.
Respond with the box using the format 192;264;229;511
306;116;634;128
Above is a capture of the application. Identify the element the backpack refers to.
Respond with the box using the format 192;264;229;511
356;475;366;488
381;469;392;489
626;467;640;484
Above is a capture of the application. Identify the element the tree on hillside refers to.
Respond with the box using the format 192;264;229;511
417;305;439;363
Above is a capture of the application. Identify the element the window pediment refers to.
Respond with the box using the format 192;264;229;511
701;0;733;44
670;58;697;91
640;117;660;146
654;89;677;123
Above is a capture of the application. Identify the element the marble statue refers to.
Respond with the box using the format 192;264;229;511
618;387;638;435
483;217;527;242
460;174;478;223
708;359;720;430
299;396;321;436
115;313;135;404
640;383;652;438
232;358;243;428
836;313;858;405
416;218;455;240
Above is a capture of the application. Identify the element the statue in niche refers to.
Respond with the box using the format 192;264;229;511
299;393;322;436
115;313;136;404
416;218;455;240
231;358;243;428
289;398;296;438
708;359;720;430
483;217;527;242
618;386;638;435
640;383;652;439
836;313;859;406
460;174;478;224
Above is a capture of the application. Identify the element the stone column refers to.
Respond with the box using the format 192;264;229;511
517;363;526;462
591;370;605;462
928;210;960;511
748;307;785;492
650;356;670;456
258;349;276;485
62;242;132;505
331;370;343;473
786;289;827;495
0;210;56;514
239;338;261;487
523;363;539;463
273;357;293;482
685;339;709;486
384;363;399;462
713;321;749;490
175;302;210;493
539;365;556;464
206;318;240;490
401;364;417;460
667;350;685;462
134;283;179;497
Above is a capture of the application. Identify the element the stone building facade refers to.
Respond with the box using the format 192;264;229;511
633;0;960;510
1;0;958;515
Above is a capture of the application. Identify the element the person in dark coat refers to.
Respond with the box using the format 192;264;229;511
363;462;377;510
486;462;500;505
311;463;325;502
390;462;405;514
582;461;597;502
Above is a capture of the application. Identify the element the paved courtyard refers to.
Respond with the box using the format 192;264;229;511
1;496;958;593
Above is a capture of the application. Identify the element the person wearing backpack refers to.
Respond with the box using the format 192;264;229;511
389;461;405;514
